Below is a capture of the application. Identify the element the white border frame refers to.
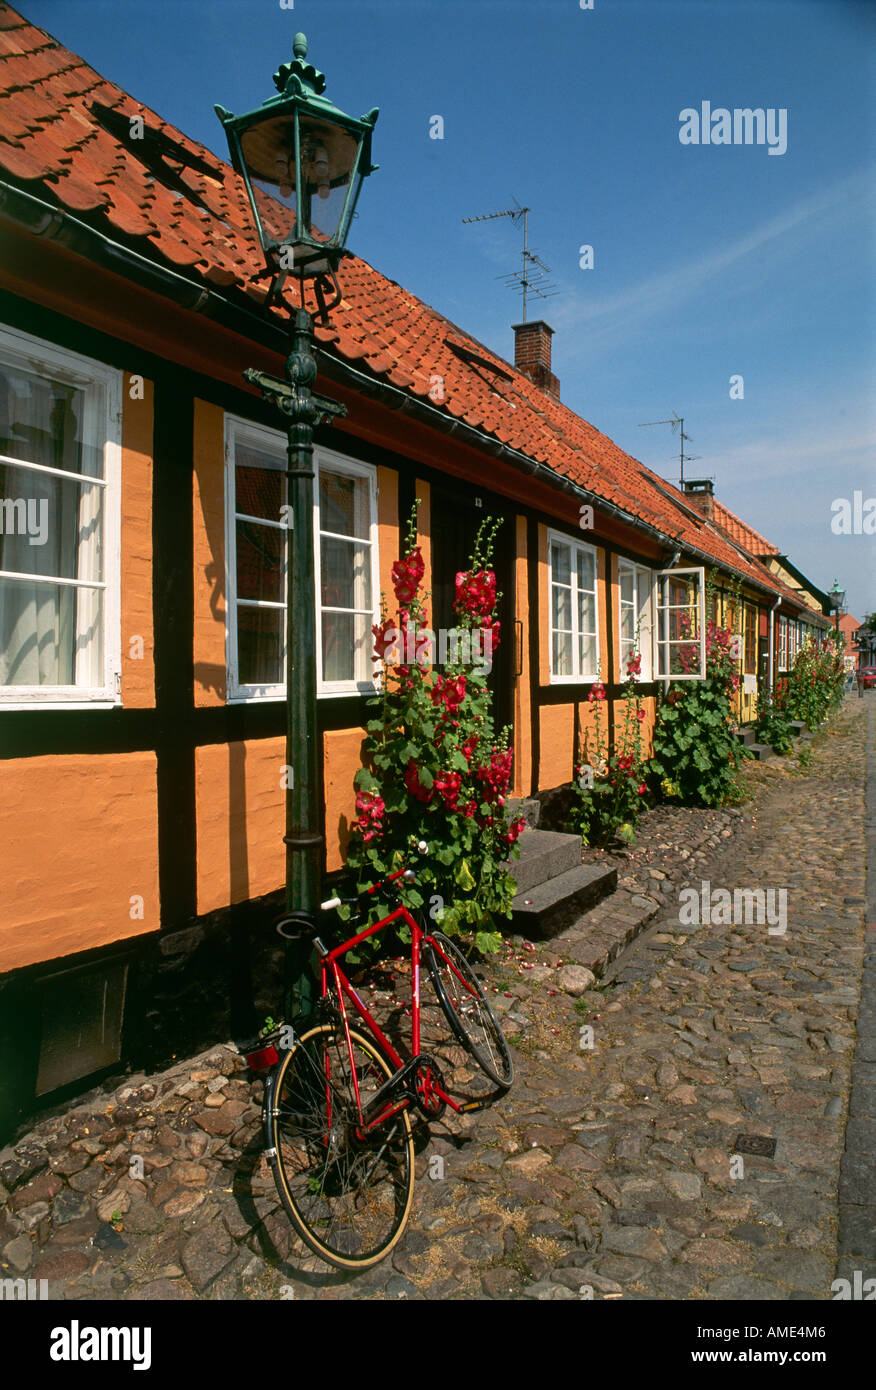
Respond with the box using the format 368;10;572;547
617;557;654;682
547;527;600;685
0;324;122;709
655;566;706;680
224;414;380;702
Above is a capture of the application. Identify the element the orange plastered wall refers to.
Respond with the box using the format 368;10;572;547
195;729;367;912
324;728;367;871
0;753;159;973
193;400;227;706
195;738;285;914
596;547;609;679
539;703;574;789
416;480;432;601
512;514;532;796
121;381;155;706
377;466;399;609
612;695;657;760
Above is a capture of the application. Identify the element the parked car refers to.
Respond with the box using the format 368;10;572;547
859;667;876;689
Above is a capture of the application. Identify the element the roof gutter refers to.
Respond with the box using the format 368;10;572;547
0;178;804;607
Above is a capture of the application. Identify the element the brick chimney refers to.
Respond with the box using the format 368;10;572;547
512;320;560;401
682;478;715;520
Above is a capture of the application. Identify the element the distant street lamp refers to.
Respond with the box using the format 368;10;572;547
828;578;846;635
216;35;378;1018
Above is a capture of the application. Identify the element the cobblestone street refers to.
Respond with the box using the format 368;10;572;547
1;697;871;1301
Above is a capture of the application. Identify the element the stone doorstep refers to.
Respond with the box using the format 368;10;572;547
511;863;617;940
503;828;583;897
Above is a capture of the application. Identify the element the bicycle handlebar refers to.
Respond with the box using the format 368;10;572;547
319;841;428;913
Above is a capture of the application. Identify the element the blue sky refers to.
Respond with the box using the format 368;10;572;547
21;0;876;617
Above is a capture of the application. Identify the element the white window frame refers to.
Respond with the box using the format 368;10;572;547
778;615;789;672
0;325;122;709
224;416;379;701
547;529;600;684
617;558;653;681
655;566;706;680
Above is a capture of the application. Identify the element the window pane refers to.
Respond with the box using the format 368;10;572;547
579;633;597;674
236;447;285;521
577;548;596;593
621;604;635;643
0;463;102;583
321;536;371;612
552;629;572;676
0;365;101;478
619;567;634;605
238;605;284;685
0;576;103;686
550;541;571;586
322;610;370;683
578;589;596;637
320;470;369;539
552;582;571;632
236;519;286;604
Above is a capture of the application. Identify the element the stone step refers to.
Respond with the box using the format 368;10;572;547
507;797;540;831
789;720;806;735
734;727;757;745
511;863;617;940
505;828;582;896
748;741;774;761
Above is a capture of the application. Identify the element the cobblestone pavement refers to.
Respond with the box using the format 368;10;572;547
0;697;870;1301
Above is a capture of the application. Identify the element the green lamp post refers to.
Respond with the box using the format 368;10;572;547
828;578;846;635
216;36;378;1019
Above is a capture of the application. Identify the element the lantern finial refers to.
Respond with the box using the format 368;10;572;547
293;33;307;60
274;33;326;97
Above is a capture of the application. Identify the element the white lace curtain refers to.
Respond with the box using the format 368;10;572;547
0;364;103;689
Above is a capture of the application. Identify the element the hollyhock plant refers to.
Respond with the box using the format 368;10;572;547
569;658;650;846
650;576;751;807
342;507;521;956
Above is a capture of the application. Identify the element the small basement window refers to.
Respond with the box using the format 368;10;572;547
36;961;128;1095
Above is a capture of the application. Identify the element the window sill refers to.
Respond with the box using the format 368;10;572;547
0;700;121;711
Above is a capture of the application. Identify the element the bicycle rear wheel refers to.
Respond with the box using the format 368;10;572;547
268;1021;415;1270
423;932;514;1089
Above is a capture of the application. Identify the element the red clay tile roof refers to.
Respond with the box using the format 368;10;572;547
0;3;811;612
710;499;780;557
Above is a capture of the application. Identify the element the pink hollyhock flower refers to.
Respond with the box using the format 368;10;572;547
626;653;642;677
588;681;606;703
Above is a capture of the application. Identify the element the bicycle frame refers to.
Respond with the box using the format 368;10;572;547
318;904;475;1131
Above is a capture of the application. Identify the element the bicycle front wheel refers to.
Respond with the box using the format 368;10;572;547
423;932;514;1089
268;1021;415;1271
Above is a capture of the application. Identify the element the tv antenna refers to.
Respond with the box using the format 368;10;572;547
638;410;701;489
462;197;558;321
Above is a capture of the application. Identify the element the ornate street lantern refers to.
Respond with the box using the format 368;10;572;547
216;37;377;1020
216;34;378;288
828;578;846;634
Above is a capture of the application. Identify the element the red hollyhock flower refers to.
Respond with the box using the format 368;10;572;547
588;681;606;703
626;653;642;677
636;708;646;721
637;783;647;795
430;673;467;711
433;770;462;810
404;760;434;804
354;790;385;843
391;546;425;606
455;568;496;620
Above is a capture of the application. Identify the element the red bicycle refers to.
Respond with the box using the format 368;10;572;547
251;843;513;1270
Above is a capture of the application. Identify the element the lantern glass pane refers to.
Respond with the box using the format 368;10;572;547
298;115;360;246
